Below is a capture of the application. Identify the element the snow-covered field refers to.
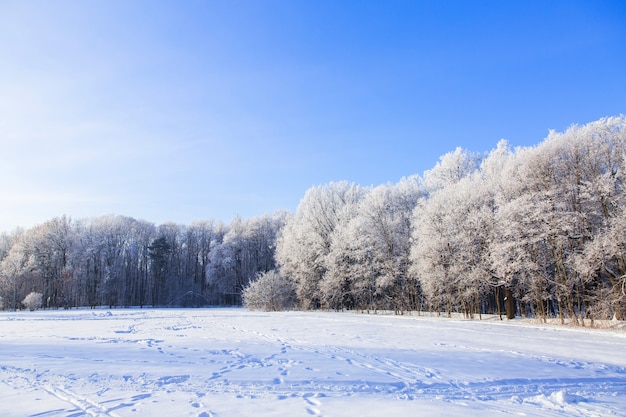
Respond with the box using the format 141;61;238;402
1;309;625;417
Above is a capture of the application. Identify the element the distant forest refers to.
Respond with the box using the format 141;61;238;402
1;116;625;324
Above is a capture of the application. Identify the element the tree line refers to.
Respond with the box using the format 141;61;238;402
275;116;626;323
2;116;625;323
0;213;286;310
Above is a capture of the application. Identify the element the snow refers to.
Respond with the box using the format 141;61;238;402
1;309;625;417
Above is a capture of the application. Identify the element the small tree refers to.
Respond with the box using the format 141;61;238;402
242;270;296;311
22;291;43;311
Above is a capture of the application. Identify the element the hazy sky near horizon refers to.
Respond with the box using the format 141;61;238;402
1;0;625;232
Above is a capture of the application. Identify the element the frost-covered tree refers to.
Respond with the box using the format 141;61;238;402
569;118;626;320
22;291;43;311
276;181;365;309
410;147;488;317
490;141;592;322
422;146;480;193
207;213;286;305
0;233;35;310
410;173;496;317
324;177;423;312
322;215;368;311
575;204;626;321
242;269;296;311
0;231;15;262
370;176;424;312
178;220;218;306
0;216;75;309
29;216;74;308
490;116;626;323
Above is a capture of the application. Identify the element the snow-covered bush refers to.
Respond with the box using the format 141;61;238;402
242;270;296;311
22;291;43;311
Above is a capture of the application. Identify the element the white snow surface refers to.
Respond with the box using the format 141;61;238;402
1;309;625;417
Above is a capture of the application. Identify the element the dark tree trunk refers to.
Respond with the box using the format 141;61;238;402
505;287;516;319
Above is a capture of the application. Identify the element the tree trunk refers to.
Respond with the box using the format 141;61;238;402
505;287;516;319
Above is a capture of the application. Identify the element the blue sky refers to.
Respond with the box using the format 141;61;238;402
1;0;625;231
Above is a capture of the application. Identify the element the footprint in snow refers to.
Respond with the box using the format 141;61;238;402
306;407;321;416
303;393;322;406
131;393;152;401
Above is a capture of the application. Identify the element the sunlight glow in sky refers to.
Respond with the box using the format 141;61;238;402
1;0;625;231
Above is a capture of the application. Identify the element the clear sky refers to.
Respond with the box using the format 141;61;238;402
1;0;625;232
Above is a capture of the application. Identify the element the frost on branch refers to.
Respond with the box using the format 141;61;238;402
22;291;43;311
242;270;297;311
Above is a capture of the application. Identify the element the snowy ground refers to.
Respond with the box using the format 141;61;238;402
1;309;625;417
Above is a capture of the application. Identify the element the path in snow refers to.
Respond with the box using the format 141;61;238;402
1;308;625;417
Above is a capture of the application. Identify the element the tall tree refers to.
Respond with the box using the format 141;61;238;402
148;235;172;306
276;181;365;309
325;177;423;312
